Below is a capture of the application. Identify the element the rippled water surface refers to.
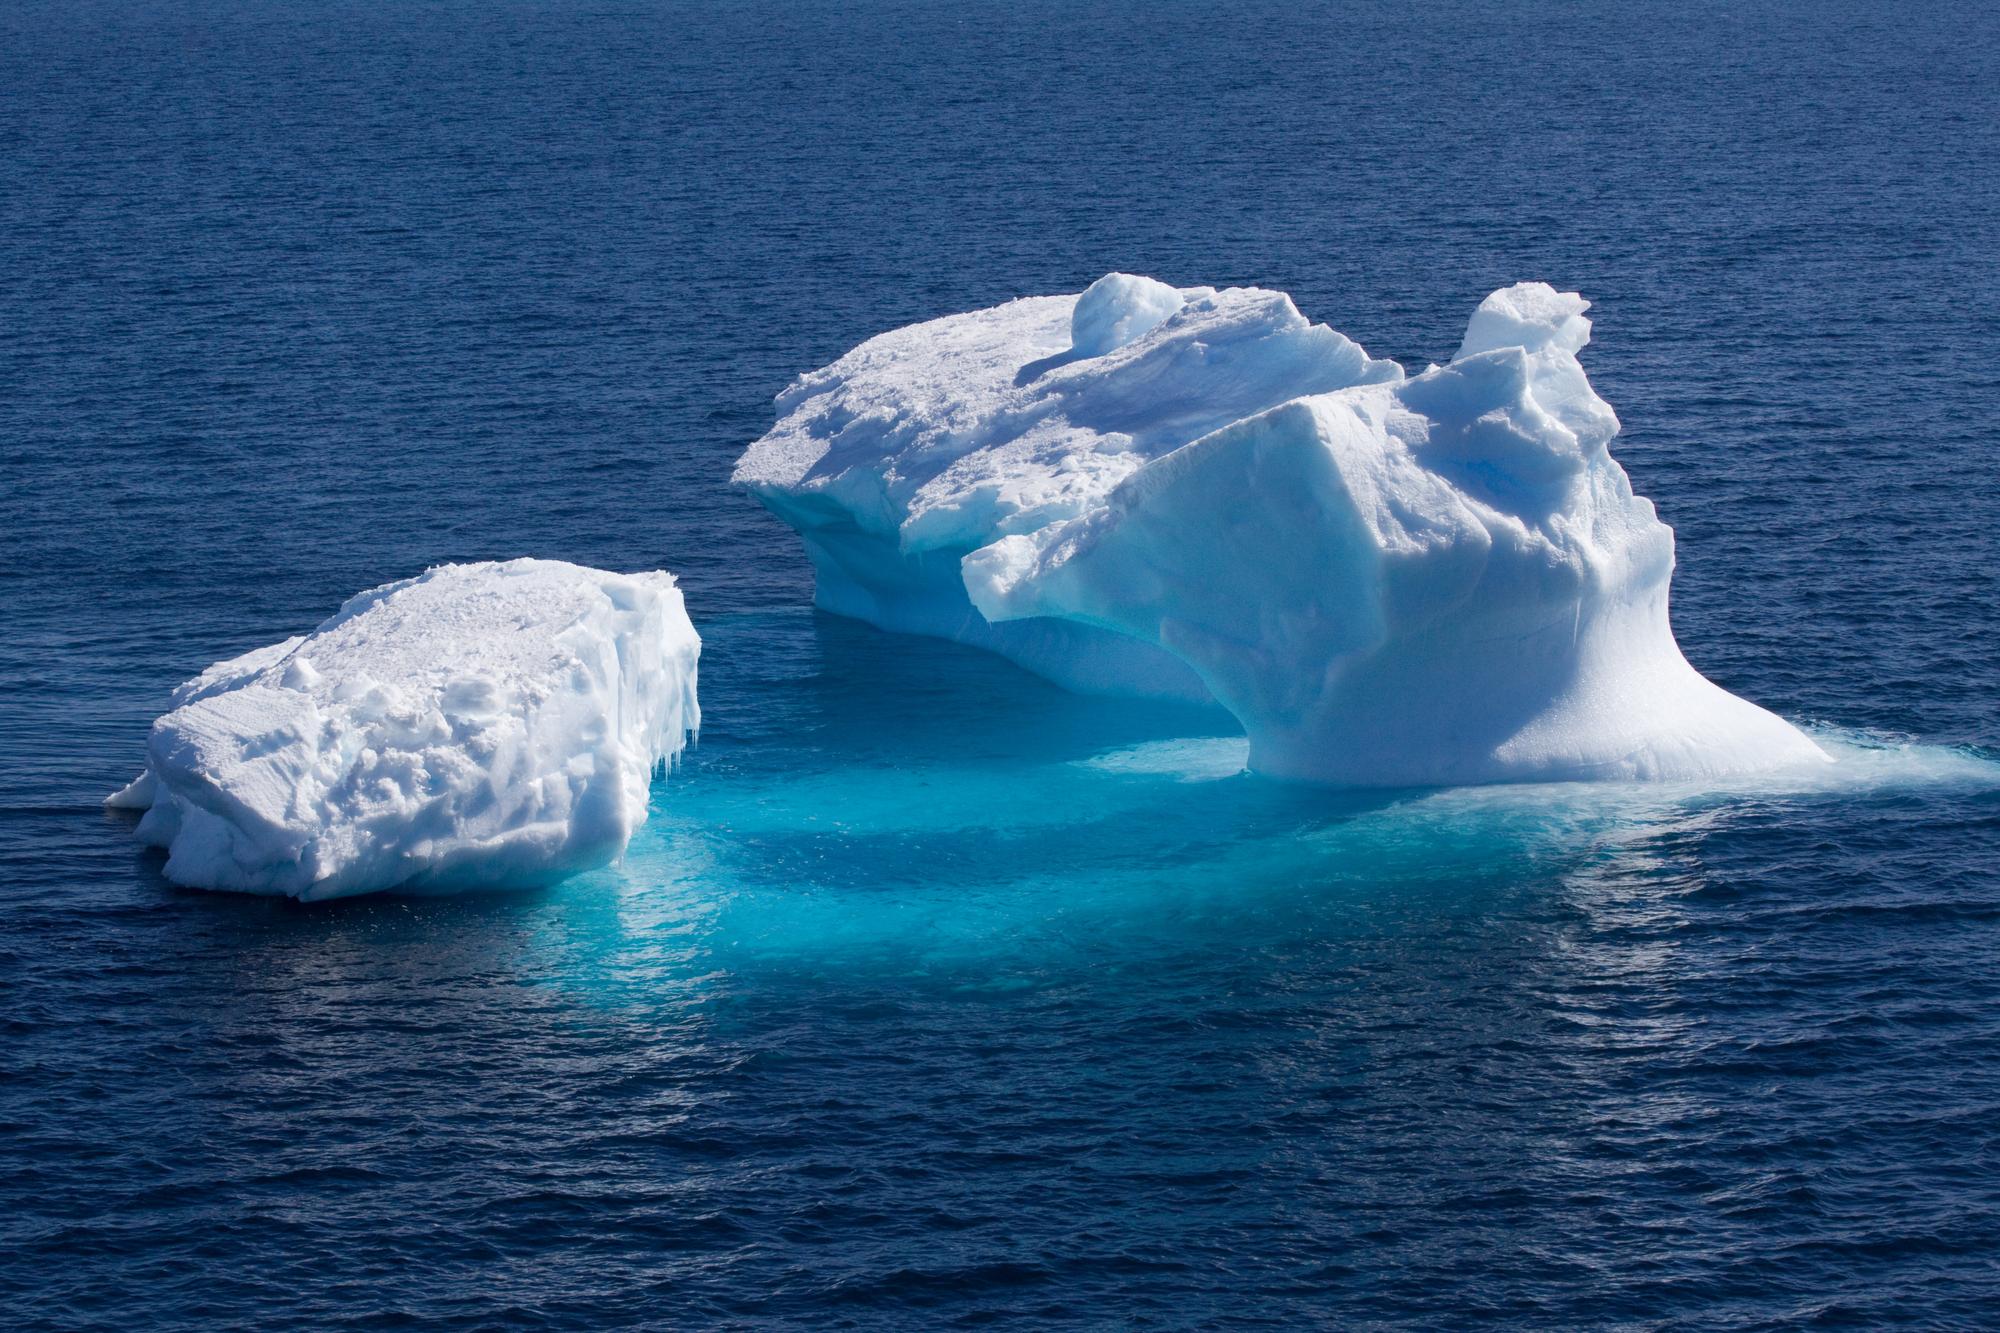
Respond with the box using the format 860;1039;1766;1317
5;1;2000;1327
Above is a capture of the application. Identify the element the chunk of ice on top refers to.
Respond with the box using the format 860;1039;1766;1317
1069;272;1186;356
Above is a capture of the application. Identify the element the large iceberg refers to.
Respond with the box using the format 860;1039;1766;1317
738;274;1826;785
108;559;700;899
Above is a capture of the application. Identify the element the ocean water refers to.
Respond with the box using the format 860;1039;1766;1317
4;0;2000;1326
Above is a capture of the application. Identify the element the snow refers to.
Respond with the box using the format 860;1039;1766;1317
108;560;701;899
740;275;1827;786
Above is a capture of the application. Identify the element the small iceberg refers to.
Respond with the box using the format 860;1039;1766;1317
108;559;700;900
737;274;1826;786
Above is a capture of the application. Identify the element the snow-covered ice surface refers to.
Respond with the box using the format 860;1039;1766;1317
739;276;1826;786
736;272;1402;702
108;560;701;899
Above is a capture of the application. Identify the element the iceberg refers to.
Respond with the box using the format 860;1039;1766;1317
739;275;1826;786
108;559;700;899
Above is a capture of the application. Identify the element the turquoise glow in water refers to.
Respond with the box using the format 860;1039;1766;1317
577;613;2000;979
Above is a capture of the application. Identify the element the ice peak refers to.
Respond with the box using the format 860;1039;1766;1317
1070;272;1185;356
1456;282;1593;361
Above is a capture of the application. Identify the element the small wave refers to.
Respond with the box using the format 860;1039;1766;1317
1782;727;2000;792
1078;727;1998;802
1397;727;1999;815
1071;736;1250;781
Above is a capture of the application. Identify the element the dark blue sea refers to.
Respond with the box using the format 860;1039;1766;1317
5;1;2000;1326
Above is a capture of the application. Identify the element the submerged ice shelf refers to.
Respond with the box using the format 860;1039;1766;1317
737;274;1827;785
109;560;700;900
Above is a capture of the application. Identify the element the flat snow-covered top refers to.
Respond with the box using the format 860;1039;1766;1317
735;275;1402;552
